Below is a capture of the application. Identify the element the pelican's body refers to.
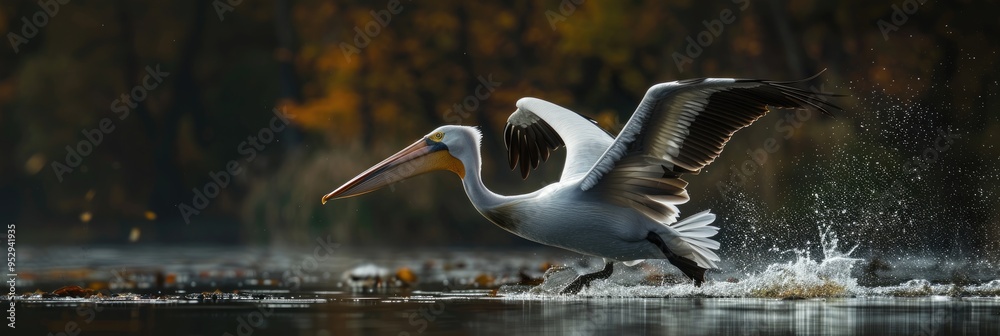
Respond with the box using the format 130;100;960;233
478;178;684;263
323;75;840;289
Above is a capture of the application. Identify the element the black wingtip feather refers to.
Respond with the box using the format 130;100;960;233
518;131;531;178
504;118;573;179
506;126;520;170
503;123;513;150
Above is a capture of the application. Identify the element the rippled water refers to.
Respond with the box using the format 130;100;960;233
10;292;1000;335
8;230;1000;336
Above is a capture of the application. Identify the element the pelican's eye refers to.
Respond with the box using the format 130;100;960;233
429;132;445;142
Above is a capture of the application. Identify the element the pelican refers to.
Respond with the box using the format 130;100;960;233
322;73;840;293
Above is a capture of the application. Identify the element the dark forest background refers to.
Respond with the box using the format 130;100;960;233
1;0;997;261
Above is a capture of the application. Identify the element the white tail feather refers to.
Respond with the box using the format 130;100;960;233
679;227;719;238
670;209;721;269
684;236;721;249
672;209;716;230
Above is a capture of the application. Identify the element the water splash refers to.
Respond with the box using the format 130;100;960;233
745;225;861;298
867;278;1000;297
507;226;865;298
501;224;1000;299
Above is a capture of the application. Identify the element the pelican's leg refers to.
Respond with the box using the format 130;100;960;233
561;261;614;294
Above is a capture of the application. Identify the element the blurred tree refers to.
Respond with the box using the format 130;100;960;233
0;0;995;261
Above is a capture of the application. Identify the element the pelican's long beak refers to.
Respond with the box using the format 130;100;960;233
321;138;465;204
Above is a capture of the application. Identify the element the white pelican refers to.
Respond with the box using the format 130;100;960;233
322;74;840;293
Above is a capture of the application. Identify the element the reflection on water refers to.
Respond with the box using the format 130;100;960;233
8;243;1000;335
11;294;1000;335
494;298;1000;335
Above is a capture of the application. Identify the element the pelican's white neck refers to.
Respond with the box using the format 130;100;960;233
440;126;535;214
456;144;509;212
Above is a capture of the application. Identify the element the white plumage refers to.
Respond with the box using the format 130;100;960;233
323;73;840;290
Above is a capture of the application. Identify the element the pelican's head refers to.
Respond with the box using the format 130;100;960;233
321;125;480;204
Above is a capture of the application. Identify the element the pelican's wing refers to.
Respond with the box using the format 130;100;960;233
581;75;840;223
505;98;615;180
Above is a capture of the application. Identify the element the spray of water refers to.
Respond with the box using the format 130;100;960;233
505;225;1000;299
560;225;864;298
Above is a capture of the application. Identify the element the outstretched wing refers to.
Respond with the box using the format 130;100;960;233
505;98;614;180
581;74;841;223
